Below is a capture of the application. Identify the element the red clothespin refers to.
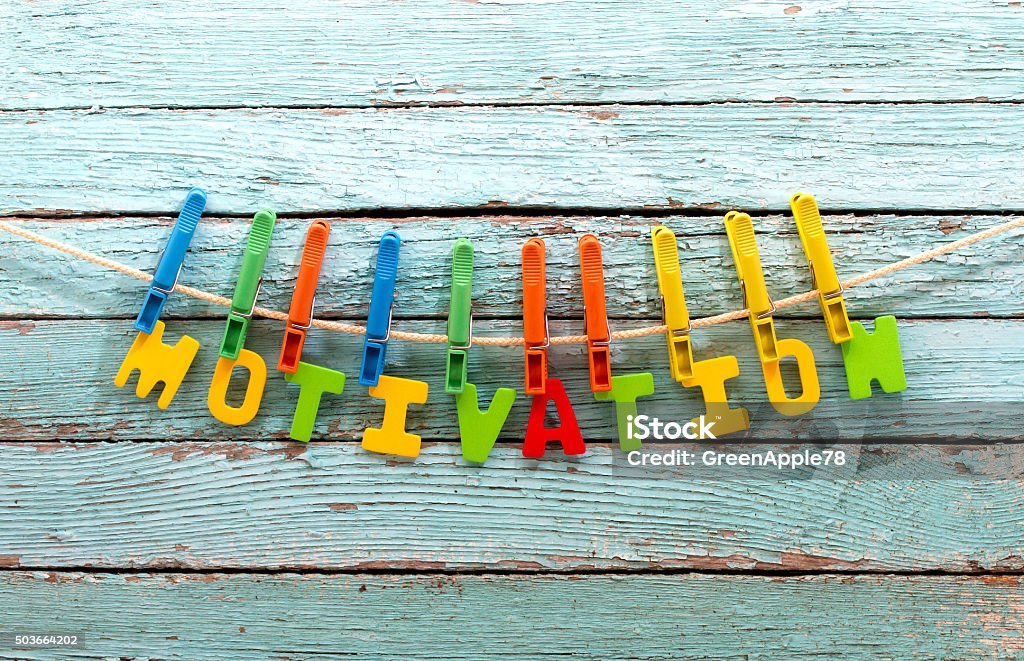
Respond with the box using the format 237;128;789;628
521;238;549;396
579;234;612;392
278;220;331;373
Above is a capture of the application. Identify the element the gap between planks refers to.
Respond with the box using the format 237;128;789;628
3;566;1024;578
4;99;1024;114
6;208;1024;220
5;315;1014;323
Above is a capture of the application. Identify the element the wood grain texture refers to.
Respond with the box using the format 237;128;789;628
3;105;1024;214
3;0;1023;109
3;214;1022;320
3;1;1023;656
2;574;1023;661
1;319;1021;441
2;442;1024;571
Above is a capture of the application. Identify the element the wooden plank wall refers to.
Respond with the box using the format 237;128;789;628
1;1;1023;659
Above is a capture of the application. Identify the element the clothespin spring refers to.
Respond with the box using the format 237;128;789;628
449;310;473;351
583;304;611;347
810;260;845;300
149;249;183;296
740;279;778;320
660;295;691;337
289;295;318;332
237;278;263;319
527;314;551;351
366;302;394;343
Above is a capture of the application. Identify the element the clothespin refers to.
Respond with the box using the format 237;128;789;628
278;219;331;374
521;238;549;396
724;211;779;364
790;192;852;344
359;230;401;387
445;238;474;394
134;188;207;334
579;234;612;392
219;209;277;360
651;226;695;381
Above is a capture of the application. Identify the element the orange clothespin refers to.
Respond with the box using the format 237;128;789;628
579;234;612;392
521;238;549;396
278;220;331;373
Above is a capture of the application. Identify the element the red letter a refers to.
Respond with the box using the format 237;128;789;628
523;378;586;458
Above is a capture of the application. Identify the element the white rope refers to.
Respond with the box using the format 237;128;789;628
1;216;1021;345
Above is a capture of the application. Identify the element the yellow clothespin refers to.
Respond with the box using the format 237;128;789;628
651;226;694;381
790;192;852;344
724;211;779;364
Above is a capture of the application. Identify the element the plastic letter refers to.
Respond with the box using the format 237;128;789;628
208;349;267;426
114;320;200;410
680;356;750;437
456;383;517;463
594;373;655;451
841;315;908;400
363;375;429;458
761;338;820;416
523;378;586;458
284;361;346;442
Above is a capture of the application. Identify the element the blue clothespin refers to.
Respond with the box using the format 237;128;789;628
359;231;401;387
134;188;207;333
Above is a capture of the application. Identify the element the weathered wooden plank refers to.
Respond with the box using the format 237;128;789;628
1;443;1024;571
1;319;1020;441
3;105;1023;214
3;0;1023;109
3;215;1021;319
2;573;1023;660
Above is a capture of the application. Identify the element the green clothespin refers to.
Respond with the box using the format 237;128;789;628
445;238;474;394
219;209;277;360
